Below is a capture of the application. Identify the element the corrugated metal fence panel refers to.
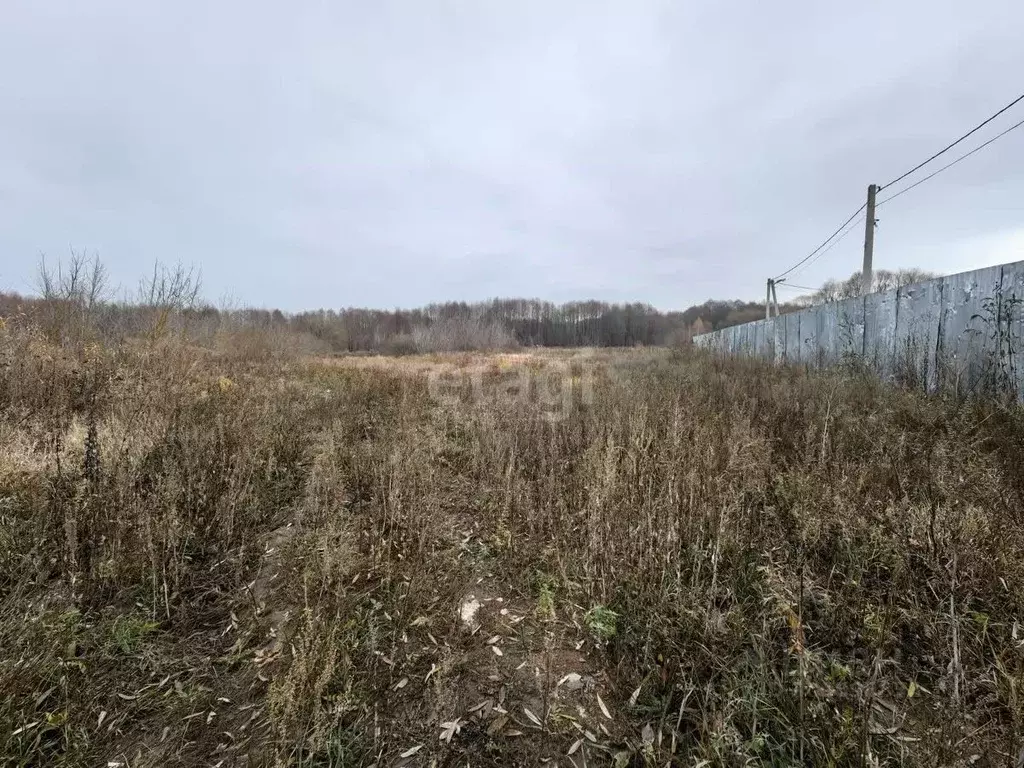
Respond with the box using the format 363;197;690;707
754;319;770;359
864;289;898;378
773;316;785;363
895;278;943;392
1000;261;1024;396
938;264;1004;393
691;261;1024;398
798;306;817;365
836;295;866;361
784;310;801;363
814;305;832;367
815;297;864;365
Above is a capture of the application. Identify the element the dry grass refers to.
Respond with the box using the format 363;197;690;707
2;323;1024;766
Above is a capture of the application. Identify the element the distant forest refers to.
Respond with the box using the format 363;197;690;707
0;288;791;352
284;297;806;352
0;255;933;354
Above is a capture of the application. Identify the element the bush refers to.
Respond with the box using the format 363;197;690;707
411;315;518;352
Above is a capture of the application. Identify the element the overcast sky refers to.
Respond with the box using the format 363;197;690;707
1;2;1022;311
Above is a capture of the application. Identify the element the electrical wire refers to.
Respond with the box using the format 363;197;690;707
786;214;866;281
774;282;816;292
773;203;866;281
877;115;1024;206
771;90;1024;291
879;92;1024;191
777;211;866;283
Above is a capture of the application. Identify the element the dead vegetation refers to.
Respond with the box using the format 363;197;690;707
3;307;1024;766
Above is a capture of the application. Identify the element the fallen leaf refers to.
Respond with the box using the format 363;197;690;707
439;719;463;743
567;738;583;755
642;723;655;745
486;635;501;645
490;645;503;657
628;684;642;707
35;687;56;708
523;706;543;727
394;677;409;691
399;745;424;758
596;692;612;720
410;616;429;627
487;714;509;735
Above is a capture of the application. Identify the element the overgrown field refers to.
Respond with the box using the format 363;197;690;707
3;330;1024;766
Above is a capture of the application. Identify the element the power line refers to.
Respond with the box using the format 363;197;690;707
787;213;866;281
878;115;1024;206
771;90;1024;293
774;282;816;292
879;92;1024;191
773;203;866;281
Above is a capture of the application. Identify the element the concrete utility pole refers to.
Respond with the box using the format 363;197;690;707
766;278;773;319
770;279;779;318
862;183;878;295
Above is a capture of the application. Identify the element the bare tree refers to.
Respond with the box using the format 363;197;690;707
411;315;517;353
137;261;202;339
812;268;940;304
34;249;111;343
138;261;202;310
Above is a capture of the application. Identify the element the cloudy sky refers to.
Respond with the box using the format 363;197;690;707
1;2;1022;311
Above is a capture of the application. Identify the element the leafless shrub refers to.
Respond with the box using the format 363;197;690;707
411;315;518;352
33;249;110;345
136;261;202;340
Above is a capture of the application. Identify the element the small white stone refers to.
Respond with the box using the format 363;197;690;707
460;596;482;631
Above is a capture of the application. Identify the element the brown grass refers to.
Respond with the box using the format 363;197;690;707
3;322;1024;766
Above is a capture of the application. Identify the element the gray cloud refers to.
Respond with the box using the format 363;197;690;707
1;0;1022;310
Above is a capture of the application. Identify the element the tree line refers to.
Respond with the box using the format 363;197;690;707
0;253;934;354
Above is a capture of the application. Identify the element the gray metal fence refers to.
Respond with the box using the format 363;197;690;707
694;260;1024;396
